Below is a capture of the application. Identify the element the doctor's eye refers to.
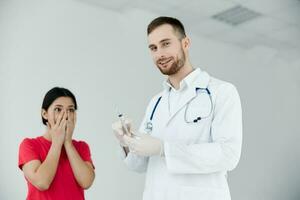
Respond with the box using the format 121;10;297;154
162;42;170;47
149;46;157;52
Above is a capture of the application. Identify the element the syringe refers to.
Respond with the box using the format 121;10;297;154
117;111;131;136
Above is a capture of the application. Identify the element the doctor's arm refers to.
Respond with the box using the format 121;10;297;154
123;152;149;173
123;116;150;173
164;84;242;174
113;117;150;173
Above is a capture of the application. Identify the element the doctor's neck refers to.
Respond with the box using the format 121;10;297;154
168;62;193;90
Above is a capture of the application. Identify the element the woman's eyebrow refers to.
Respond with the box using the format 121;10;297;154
53;105;74;108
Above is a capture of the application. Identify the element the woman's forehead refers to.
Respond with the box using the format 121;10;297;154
51;97;75;107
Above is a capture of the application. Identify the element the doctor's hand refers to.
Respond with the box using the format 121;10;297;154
112;119;133;147
123;134;164;157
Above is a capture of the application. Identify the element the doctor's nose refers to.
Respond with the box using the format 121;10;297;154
154;52;167;62
153;48;166;60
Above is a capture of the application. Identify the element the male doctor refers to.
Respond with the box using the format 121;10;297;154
112;16;242;200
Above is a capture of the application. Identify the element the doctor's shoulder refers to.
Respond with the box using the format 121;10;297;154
209;76;241;103
145;92;164;111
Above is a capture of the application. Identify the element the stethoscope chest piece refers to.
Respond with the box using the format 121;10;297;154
145;121;153;133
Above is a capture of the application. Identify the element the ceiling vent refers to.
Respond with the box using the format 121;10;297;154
212;5;261;26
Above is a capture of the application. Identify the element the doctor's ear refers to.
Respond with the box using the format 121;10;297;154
181;36;191;50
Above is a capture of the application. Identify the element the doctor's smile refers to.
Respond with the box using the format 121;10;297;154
157;57;172;66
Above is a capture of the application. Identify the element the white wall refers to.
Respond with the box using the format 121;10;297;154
0;0;299;199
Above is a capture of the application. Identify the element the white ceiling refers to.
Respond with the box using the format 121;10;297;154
79;0;300;60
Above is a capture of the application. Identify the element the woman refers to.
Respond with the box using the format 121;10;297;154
18;87;95;200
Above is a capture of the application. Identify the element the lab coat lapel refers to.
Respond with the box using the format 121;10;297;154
165;70;211;125
166;86;196;125
158;89;171;127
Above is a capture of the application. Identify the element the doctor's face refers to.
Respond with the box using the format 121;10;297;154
148;24;186;76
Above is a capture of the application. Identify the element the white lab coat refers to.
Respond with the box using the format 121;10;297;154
122;68;242;200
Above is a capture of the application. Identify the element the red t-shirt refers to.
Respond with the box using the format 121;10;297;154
18;136;94;200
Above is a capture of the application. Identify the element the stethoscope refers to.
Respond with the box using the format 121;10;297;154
145;87;213;133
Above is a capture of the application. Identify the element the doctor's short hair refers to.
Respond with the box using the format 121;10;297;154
147;16;186;40
41;87;78;125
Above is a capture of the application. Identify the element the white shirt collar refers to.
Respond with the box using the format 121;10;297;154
163;68;201;92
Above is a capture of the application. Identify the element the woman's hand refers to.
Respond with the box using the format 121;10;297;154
46;111;67;147
65;111;76;145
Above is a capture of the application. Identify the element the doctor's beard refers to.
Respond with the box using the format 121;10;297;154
156;48;186;76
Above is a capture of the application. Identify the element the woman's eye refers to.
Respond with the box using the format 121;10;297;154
54;108;61;112
69;109;75;113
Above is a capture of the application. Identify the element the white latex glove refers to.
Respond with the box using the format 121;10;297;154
112;119;133;147
123;133;164;157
